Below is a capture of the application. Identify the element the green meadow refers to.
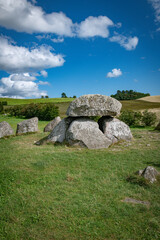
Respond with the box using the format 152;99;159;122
0;99;160;240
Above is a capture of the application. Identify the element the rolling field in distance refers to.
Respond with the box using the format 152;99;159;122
1;97;160;118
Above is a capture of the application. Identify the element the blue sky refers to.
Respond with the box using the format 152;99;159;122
0;0;159;98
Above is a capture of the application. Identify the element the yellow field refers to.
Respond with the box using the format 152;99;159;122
138;95;160;102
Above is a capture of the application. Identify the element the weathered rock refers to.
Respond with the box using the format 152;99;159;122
66;94;122;117
16;117;38;135
142;166;159;183
66;118;112;149
155;122;160;130
98;117;133;144
0;121;14;138
44;116;61;132
36;117;73;145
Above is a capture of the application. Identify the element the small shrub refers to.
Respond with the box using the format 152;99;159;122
118;110;142;126
7;103;59;121
0;103;3;113
141;110;157;126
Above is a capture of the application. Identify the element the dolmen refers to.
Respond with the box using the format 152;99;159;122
36;94;133;149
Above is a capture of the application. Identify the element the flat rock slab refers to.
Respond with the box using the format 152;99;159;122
98;117;133;144
44;116;61;132
66;94;122;117
0;121;14;138
66;118;112;149
121;197;150;206
16;117;38;135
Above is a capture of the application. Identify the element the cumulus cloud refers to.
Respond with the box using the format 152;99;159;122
106;68;122;78
109;33;139;50
0;0;74;36
148;0;160;22
0;37;65;73
40;70;48;77
0;73;47;98
77;16;114;38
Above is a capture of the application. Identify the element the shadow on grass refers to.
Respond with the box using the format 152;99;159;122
145;162;160;168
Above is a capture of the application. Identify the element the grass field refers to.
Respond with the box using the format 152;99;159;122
1;97;160;118
0;114;160;240
0;97;74;106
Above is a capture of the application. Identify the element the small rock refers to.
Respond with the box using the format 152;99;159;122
44;116;61;132
142;166;159;183
0;121;14;138
122;197;150;206
146;144;150;147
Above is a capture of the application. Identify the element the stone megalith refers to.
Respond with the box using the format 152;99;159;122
16;117;38;135
98;117;133;144
44;116;61;132
66;94;122;117
0;121;14;138
36;117;73;145
66;118;112;149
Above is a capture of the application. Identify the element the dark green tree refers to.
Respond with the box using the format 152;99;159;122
61;92;67;98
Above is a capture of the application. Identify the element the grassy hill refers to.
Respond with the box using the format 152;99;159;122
138;95;160;103
1;97;160;118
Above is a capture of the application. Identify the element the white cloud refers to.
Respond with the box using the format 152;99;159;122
51;37;64;43
109;33;139;50
106;68;122;78
0;0;74;36
0;37;65;73
77;16;114;38
40;70;48;77
38;81;50;85
148;0;160;22
0;73;47;98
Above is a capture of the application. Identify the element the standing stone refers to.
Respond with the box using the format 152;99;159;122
16;117;38;135
66;94;122;117
44;116;61;132
0;121;14;138
66;118;112;149
45;117;73;143
98;117;133;144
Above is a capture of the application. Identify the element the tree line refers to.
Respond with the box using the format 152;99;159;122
111;90;150;100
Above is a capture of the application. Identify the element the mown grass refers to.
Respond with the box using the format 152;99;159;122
0;114;160;240
0;97;74;105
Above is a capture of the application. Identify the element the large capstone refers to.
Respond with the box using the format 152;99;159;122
98;117;133;144
16;117;38;135
0;121;14;138
66;94;122;117
66;118;112;149
44;116;61;132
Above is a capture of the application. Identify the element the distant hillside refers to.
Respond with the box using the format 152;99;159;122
138;95;160;103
